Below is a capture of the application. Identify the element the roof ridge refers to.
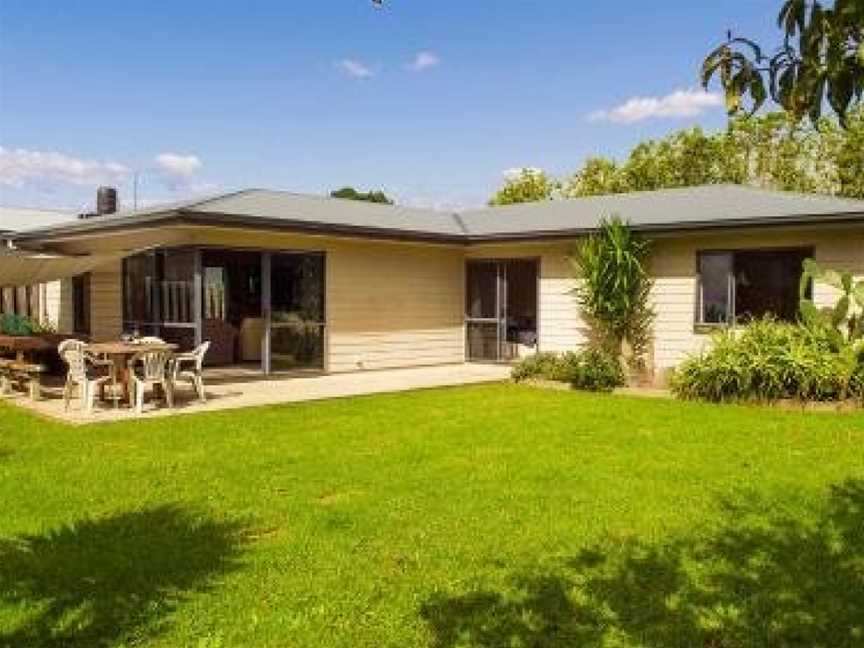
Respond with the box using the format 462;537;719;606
727;182;864;204
245;187;448;214
177;188;261;211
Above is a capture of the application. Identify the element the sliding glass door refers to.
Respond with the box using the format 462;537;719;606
123;247;326;373
122;249;198;350
465;261;504;362
465;259;539;363
200;249;263;367
265;252;326;372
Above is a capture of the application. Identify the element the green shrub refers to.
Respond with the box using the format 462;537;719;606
671;317;855;403
511;352;562;383
511;348;624;392
0;313;38;336
565;348;624;392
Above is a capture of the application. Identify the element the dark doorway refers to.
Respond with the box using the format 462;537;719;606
201;250;263;366
465;259;539;362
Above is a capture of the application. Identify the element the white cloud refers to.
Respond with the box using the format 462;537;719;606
407;51;440;72
588;89;723;124
335;59;375;79
153;152;203;178
0;146;129;187
502;167;545;181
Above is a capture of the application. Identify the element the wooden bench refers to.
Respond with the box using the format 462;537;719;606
0;358;46;401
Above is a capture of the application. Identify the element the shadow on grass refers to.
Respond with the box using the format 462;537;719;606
0;504;248;647
0;448;12;462
422;479;864;647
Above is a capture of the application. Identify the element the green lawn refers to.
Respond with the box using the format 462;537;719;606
1;384;863;647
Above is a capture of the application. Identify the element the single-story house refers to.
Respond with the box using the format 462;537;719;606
2;184;863;383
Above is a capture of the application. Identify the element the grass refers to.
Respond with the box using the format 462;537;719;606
1;383;863;647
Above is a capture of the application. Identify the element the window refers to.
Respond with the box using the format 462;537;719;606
0;285;41;320
72;273;91;335
696;248;811;326
122;249;198;347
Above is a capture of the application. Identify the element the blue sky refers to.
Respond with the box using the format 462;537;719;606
0;0;781;212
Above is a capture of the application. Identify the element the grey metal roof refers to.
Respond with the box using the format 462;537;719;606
12;189;466;242
0;206;78;234
11;184;864;245
458;184;864;238
186;189;466;237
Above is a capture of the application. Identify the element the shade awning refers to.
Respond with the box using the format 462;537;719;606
0;250;127;287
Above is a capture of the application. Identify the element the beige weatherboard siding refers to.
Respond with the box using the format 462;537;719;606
649;224;864;372
89;259;123;342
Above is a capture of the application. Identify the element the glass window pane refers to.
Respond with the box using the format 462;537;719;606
466;322;499;361
203;267;228;321
271;254;325;323
159;250;196;324
123;252;157;326
734;250;808;323
466;262;498;319
270;324;325;371
699;253;732;324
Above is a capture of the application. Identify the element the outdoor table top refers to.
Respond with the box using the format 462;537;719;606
0;335;55;352
87;341;179;355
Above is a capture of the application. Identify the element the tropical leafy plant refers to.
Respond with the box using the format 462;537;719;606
569;217;654;369
702;0;863;125
671;317;848;403
799;259;864;398
673;261;864;405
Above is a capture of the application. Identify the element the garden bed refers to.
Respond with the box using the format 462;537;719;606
520;376;862;412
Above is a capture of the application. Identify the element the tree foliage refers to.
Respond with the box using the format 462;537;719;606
569;217;655;369
330;186;394;204
702;0;863;125
488;168;558;205
489;109;864;203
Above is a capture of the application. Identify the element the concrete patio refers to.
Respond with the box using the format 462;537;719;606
3;363;512;425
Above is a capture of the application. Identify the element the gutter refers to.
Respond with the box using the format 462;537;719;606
461;211;864;243
11;208;864;248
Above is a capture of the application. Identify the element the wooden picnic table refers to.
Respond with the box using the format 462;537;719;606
0;334;54;362
88;341;178;405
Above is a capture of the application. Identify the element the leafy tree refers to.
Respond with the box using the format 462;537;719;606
554;109;864;199
330;187;394;204
564;158;627;197
702;0;864;125
569;217;655;371
834;107;864;196
488;168;558;205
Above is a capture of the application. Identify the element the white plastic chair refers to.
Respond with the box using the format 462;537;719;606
58;339;117;413
172;341;211;403
128;349;175;414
